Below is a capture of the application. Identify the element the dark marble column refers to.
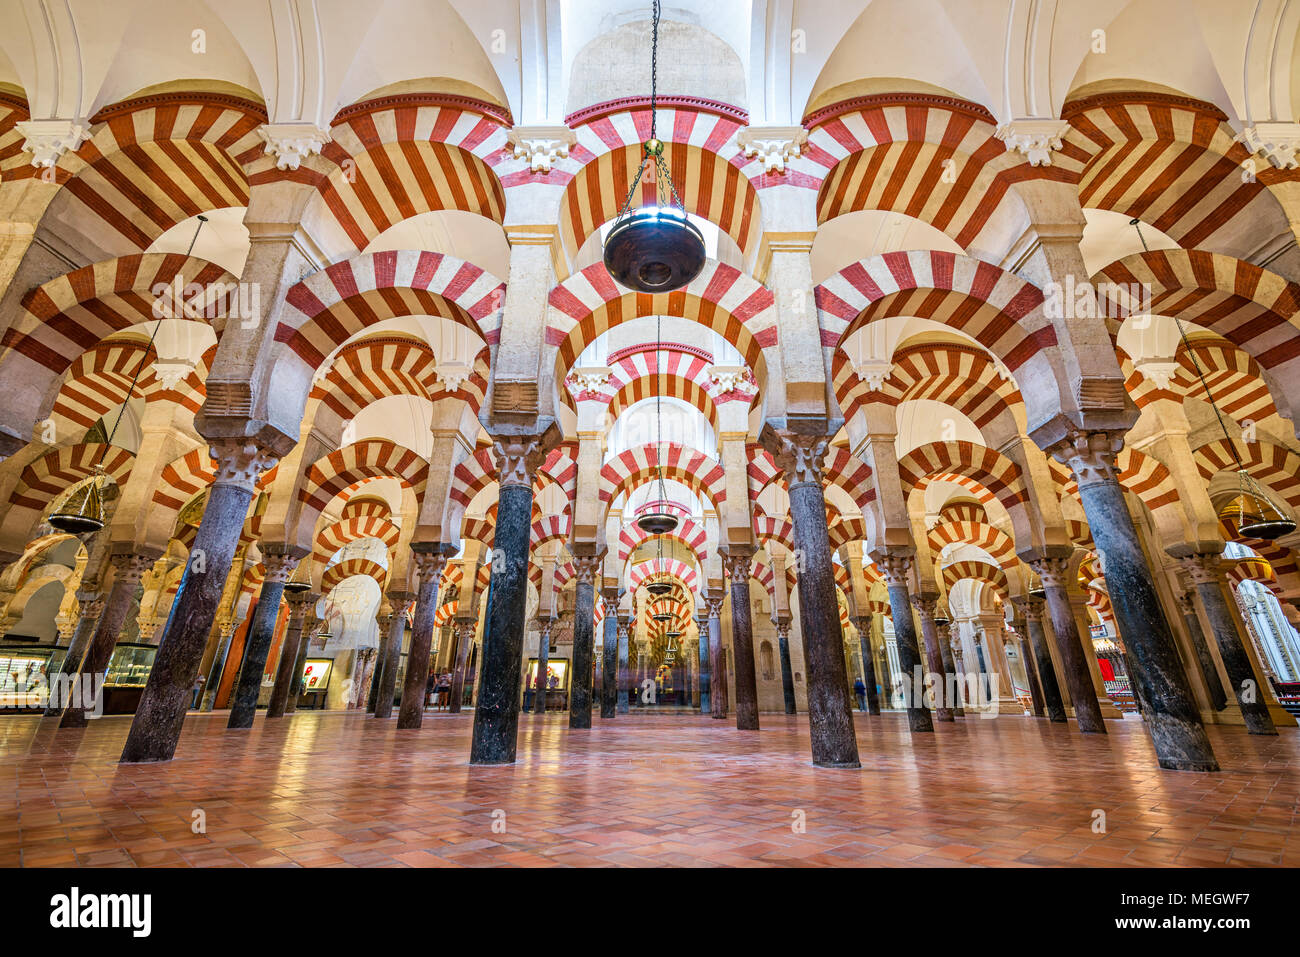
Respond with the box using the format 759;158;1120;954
121;439;281;764
398;547;451;729
706;592;727;718
774;617;796;714
935;619;963;717
911;595;954;722
228;545;303;729
566;554;601;730
1173;588;1229;711
266;589;317;718
948;633;967;710
366;607;391;714
200;620;237;711
61;550;157;727
1015;598;1066;722
447;617;476;713
854;615;880;715
471;433;553;763
533;617;553;714
600;588;619;719
1181;553;1276;735
1031;555;1107;733
1012;614;1046;716
877;551;933;732
694;613;709;713
285;617;319;714
722;549;760;731
616;616;630;713
43;591;104;717
1050;430;1217;771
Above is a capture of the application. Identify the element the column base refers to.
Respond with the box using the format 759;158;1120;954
813;759;862;770
1158;757;1222;772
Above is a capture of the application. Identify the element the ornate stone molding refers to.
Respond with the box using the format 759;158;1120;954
260;548;302;585
910;595;937;618
1046;428;1124;489
491;435;549;489
507;125;577;173
432;361;473;392
77;595;107;621
738;126;808;173
286;590;320;621
1179;553;1224;586
110;551;159;587
1011;595;1045;622
255;123;332;171
1239;121;1300;170
853;358;894;391
209;438;279;492
772;617;791;640
412;548;450;587
705;592;726;619
994;119;1071;166
1028;555;1071;589
16;118;90;168
568;366;612;393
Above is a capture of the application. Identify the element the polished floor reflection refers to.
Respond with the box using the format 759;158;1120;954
2;711;1297;867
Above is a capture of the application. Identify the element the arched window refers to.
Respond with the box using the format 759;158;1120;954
759;640;775;680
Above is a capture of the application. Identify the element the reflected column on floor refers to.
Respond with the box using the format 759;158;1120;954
397;545;452;730
229;545;305;729
721;548;759;731
121;437;286;764
267;589;318;718
875;549;933;733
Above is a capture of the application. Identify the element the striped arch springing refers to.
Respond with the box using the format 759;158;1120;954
599;444;727;511
941;559;1009;598
896;441;1029;514
1093;251;1300;382
805;94;1035;252
627;557;699;594
321;557;388;595
618;517;709;567
547;261;778;374
15;92;266;251
284;97;511;257
433;599;461;628
5;254;237;375
531;514;571;550
567;344;731;426
1059;92;1294;254
1225;554;1281;596
314;513;402;568
928;520;1016;567
1192;438;1300;510
828;516;868;551
816;251;1053;373
745;444;876;510
1063;447;1180;514
10;443;135;511
753;513;795;553
309;336;489;420
277;251;505;369
553;102;758;261
537;444;579;504
834;342;1024;431
151;448;216;512
300;440;429;517
51;339;212;429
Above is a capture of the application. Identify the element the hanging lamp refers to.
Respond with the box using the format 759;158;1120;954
48;215;209;534
1130;220;1295;540
646;579;673;597
601;0;706;294
635;311;680;534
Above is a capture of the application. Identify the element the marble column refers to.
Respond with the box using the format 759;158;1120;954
398;547;451;729
1181;553;1276;735
200;620;237;712
774;616;797;714
600;588;619;719
61;550;157;727
706;592;727;718
1049;430;1217;771
366;607;391;714
471;435;551;763
911;595;954;722
616;615;631;714
121;439;282;764
266;589;318;718
447;618;476;713
1174;588;1228;711
533;616;553;714
854;615;880;715
877;552;933;732
1030;556;1107;733
566;554;601;730
1016;598;1066;722
722;549;760;731
694;612;710;714
1012;615;1046;716
43;591;104;717
228;546;302;729
935;619;963;717
948;633;967;709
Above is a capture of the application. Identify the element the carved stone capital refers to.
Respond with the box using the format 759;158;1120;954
492;435;548;488
109;550;161;587
77;594;107;621
1028;555;1071;589
454;618;478;643
738;126;808;173
1011;596;1045;622
1046;428;1125;489
16;118;90;168
286;590;320;621
994;119;1071;166
412;546;451;585
256;123;332;171
762;427;830;487
1239;121;1300;170
208;437;280;492
260;546;303;585
507;125;577;173
705;592;726;619
1179;553;1224;586
772;617;791;639
572;554;603;586
722;550;752;583
874;551;914;588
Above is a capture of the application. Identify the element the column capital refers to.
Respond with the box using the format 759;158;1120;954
758;423;831;487
108;547;164;586
207;437;282;493
705;591;726;619
260;544;308;584
1025;552;1072;588
1173;589;1197;616
1043;428;1126;489
994;118;1071;166
910;594;937;617
721;548;753;582
771;616;791;639
1177;552;1225;586
491;433;552;488
77;594;107;621
571;552;603;585
873;548;915;587
1011;595;1046;622
411;543;456;583
255;122;332;171
507;125;577;173
738;125;809;173
15;118;91;167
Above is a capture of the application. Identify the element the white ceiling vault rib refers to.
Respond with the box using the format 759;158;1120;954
267;0;328;125
22;0;83;119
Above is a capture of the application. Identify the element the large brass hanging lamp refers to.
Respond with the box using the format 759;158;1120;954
48;470;107;534
601;0;705;294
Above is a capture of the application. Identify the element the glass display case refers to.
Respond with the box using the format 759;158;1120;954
0;644;68;711
298;658;332;709
524;657;569;711
102;642;158;714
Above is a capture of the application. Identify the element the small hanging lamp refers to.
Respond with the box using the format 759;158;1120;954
602;0;706;294
635;312;680;535
645;579;673;597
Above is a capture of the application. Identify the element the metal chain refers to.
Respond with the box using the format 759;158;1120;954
650;0;659;141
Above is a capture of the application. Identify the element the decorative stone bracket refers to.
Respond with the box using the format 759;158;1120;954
432;361;472;392
16;118;91;168
256;123;332;171
853;358;894;391
738;126;808;174
995;119;1071;167
507;125;577;173
1238;122;1300;170
567;366;613;394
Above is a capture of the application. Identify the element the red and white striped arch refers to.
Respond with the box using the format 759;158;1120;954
805;94;1034;252
314;513;402;568
321;557;388;595
9;443;134;511
1192;438;1300;511
753;512;795;552
1094;250;1300;390
1225;554;1282;597
627;557;699;594
0;92;30;179
51;339;212;429
5;254;237;375
277;250;505;369
1059;92;1295;254
449;445;577;512
309;336;439;420
531;514;571;550
1172;341;1279;423
928;520;1016;567
282;97;511;256
941;559;1009;598
827;516;869;551
897;441;1029;513
599;444;727;511
547;261;777;374
13;93;265;252
151;448;215;512
566;344;728;425
816;250;1053;372
744;444;876;511
938;500;988;525
299;440;429;517
1062;447;1180;514
617;517;709;566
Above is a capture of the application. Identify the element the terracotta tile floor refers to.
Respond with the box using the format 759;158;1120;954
2;709;1298;867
